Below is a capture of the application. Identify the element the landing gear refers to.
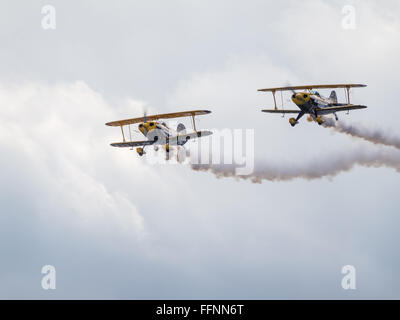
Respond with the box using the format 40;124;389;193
334;112;339;121
289;111;305;127
165;143;170;160
315;116;325;125
289;117;298;127
136;147;145;156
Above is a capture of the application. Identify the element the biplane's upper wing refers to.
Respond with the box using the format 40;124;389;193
317;104;367;113
261;109;301;114
106;110;211;127
110;140;156;148
258;84;367;92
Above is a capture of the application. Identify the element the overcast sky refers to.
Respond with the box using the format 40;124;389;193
0;0;400;299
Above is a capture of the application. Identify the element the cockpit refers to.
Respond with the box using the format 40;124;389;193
310;90;320;97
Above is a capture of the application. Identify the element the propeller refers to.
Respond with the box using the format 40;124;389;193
284;82;303;101
284;82;297;95
143;108;147;123
287;85;307;104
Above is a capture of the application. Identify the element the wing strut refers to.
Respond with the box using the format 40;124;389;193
272;90;277;110
120;125;126;142
192;115;197;132
346;86;351;104
129;125;133;150
345;87;351;114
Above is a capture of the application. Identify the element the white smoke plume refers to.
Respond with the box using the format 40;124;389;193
190;147;400;182
322;117;400;150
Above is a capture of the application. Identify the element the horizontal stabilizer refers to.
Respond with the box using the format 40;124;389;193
170;130;213;145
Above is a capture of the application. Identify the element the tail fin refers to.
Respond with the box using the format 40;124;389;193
329;90;337;103
177;123;186;134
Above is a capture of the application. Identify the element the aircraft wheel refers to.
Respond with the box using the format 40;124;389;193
136;147;144;156
316;116;324;125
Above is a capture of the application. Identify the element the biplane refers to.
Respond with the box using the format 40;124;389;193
259;84;367;127
105;110;212;158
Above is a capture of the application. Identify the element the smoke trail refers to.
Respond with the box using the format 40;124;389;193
190;148;400;183
322;117;400;150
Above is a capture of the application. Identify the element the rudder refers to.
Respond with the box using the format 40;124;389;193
329;90;337;103
177;123;186;133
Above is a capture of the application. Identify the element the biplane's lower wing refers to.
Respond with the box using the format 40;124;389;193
110;130;213;148
261;109;301;114
110;140;156;148
317;105;367;113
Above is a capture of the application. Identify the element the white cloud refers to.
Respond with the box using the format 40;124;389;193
0;82;146;242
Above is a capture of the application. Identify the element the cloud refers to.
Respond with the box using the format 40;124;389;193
0;81;147;246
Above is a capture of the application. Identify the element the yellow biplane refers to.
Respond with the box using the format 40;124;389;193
259;84;367;127
106;110;212;158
